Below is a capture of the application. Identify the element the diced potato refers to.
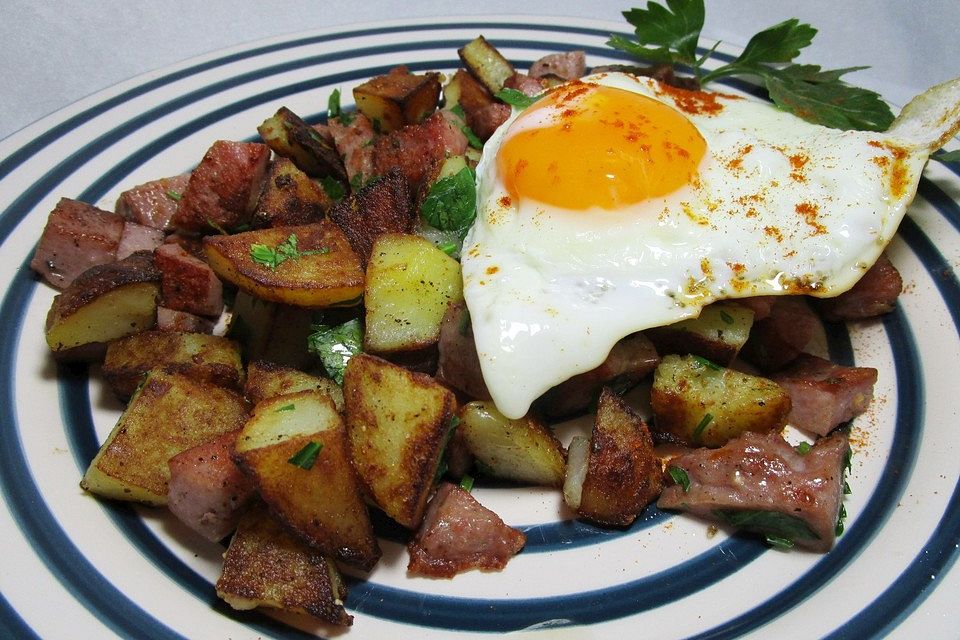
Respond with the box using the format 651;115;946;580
343;353;456;529
245;360;344;412
257;106;347;183
102;330;243;399
45;251;160;359
204;222;364;309
216;503;352;626
457;401;566;487
570;389;663;526
253;157;334;228
458;36;516;95
227;291;317;370
364;233;464;354
80;370;249;505
353;70;441;133
651;354;791;448
645;301;754;365
234;390;381;570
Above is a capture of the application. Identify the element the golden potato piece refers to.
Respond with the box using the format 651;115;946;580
204;222;364;309
257;106;347;183
216;502;352;626
353;70;441;133
81;370;249;505
234;391;381;570
253;157;334;228
457;401;566;487
458;36;516;95
646;301;754;365
364;233;464;354
244;360;344;412
343;353;456;529
651;354;791;448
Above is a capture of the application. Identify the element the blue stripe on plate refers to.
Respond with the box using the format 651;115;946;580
0;591;40;640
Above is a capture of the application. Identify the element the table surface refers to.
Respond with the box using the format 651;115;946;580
2;0;958;142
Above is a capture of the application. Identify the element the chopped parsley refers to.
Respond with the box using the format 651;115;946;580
460;474;475;493
794;441;813;455
421;166;477;239
495;88;540;110
713;508;820;547
667;466;691;492
275;403;296;413
165;189;182;202
327;88;354;125
306;318;363;385
319;175;346;201
288;441;323;470
250;234;330;270
450;104;484;149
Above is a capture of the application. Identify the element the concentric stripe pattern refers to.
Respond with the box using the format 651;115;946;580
0;18;957;639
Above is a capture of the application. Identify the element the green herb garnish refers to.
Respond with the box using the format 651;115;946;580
835;503;847;536
450;104;484;150
794;441;813;455
692;412;713;442
276;403;296;412
306;318;364;385
438;241;458;256
719;309;734;325
421;166;477;239
460;474;475;492
765;534;795;550
607;0;895;131
667;466;691;492
692;354;722;371
495;88;540;110
327;88;354;125
319;175;346;201
288;441;323;470
165;189;182;202
713;508;820;547
250;233;329;270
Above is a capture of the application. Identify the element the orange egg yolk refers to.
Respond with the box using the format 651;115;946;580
496;82;707;210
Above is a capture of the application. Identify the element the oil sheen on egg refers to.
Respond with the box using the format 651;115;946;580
462;71;960;419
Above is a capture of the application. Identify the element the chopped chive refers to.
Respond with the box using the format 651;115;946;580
765;534;795;550
719;309;734;324
692;355;722;371
275;403;296;412
460;474;475;492
692;413;714;442
794;441;813;455
667;466;691;492
288;441;323;470
165;189;182;202
439;241;458;256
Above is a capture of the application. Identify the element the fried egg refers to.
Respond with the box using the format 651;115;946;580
461;71;960;419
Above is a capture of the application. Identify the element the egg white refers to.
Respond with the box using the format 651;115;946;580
462;72;953;419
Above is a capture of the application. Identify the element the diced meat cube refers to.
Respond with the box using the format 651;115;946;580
115;174;190;230
449;68;512;141
163;232;206;259
436;302;491;400
328;113;376;184
818;253;902;321
407;482;526;578
155;243;223;317
372;111;468;189
156;306;215;334
30;197;125;289
172;141;270;233
116;221;165;259
740;297;819;372
772;353;878;436
167;430;255;541
529;50;586;80
658;431;850;552
503;73;545;97
732;295;776;321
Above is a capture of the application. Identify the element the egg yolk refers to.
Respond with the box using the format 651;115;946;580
496;82;707;210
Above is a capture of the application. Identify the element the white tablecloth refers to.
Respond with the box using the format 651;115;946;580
2;0;958;141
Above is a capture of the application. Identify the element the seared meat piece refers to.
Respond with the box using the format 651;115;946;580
448;68;511;141
503;72;545;96
537;332;660;419
327;167;414;267
740;297;819;372
436;301;490;400
172;140;271;233
156;307;214;334
30;197;124;289
408;482;525;578
116;221;165;259
371;111;468;190
328;113;376;184
115;174;190;230
167;429;255;542
818;253;902;321
155;243;223;317
529;50;586;81
658;431;850;552
163;232;206;260
772;353;878;436
732;295;776;321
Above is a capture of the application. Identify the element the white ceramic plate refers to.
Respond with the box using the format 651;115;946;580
1;17;958;640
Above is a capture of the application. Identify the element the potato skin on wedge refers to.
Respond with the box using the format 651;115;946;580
204;222;364;309
244;360;344;412
234;391;381;571
217;502;353;626
343;353;457;529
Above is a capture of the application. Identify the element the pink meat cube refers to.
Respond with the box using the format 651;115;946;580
115;174;190;230
154;243;223;317
116;221;165;259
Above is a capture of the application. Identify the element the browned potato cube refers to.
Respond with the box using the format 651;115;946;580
651;354;791;448
645;301;754;366
216;502;352;626
204;222;364;309
253;157;334;228
102;330;243;399
257;107;347;183
563;389;663;526
45;251;160;359
353;70;441;133
81;370;249;505
458;36;516;95
244;360;344;412
234;391;381;570
343;353;456;529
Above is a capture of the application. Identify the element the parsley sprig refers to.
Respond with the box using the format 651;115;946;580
607;0;895;131
249;234;329;270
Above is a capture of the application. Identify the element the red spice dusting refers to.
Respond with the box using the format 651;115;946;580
888;144;909;199
498;196;512;208
726;145;753;172
872;156;890;169
796;202;827;236
486;266;500;275
789;153;809;182
655;83;738;116
764;226;784;242
868;140;883;148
